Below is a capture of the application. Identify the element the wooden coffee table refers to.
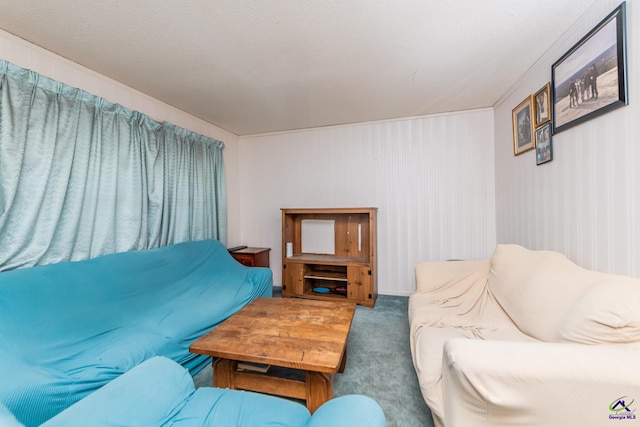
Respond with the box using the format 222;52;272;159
189;297;356;412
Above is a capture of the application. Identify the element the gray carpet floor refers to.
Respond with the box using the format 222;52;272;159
193;292;434;427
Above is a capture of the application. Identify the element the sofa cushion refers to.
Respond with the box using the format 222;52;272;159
488;244;603;342
171;387;311;427
560;277;640;344
410;325;467;426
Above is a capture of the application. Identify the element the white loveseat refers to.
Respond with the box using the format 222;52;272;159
409;244;640;427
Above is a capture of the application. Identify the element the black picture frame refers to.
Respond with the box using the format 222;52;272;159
535;122;553;165
551;2;627;134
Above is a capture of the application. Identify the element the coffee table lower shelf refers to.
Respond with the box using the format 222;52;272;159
213;358;339;412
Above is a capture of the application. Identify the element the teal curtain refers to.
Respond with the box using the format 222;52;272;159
0;60;226;271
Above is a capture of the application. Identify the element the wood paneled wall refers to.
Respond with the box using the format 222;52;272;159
237;110;496;295
494;0;640;276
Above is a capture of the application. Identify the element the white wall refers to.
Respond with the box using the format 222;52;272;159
494;0;640;276
238;110;496;295
0;29;244;245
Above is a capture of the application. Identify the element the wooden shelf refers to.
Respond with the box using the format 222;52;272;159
304;273;347;282
285;254;369;265
302;291;349;303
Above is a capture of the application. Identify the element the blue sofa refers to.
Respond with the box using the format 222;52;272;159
0;240;272;426
0;356;386;426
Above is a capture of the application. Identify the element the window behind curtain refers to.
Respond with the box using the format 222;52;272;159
0;60;226;271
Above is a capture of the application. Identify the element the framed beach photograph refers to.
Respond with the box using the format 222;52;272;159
551;2;628;134
535;122;553;165
534;83;551;127
512;96;534;156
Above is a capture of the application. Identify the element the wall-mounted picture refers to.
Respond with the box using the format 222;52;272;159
512;96;534;155
535;122;553;165
552;2;627;134
534;83;551;127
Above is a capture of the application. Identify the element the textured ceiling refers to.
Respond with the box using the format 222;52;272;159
0;0;598;135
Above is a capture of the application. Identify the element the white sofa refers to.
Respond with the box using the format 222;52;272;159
409;244;640;427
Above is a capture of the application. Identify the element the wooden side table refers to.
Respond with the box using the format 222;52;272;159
229;247;271;267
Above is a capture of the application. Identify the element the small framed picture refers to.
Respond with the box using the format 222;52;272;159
535;122;553;165
512;96;534;155
534;83;551;127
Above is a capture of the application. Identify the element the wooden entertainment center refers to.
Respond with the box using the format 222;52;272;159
281;207;377;308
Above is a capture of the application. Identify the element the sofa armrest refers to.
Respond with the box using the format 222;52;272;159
41;357;195;427
442;339;640;427
410;259;494;332
307;395;386;427
41;356;385;427
414;259;489;294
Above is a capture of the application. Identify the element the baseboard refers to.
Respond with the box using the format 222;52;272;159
378;290;413;297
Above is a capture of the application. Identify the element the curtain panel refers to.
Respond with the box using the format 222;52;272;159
0;60;226;271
